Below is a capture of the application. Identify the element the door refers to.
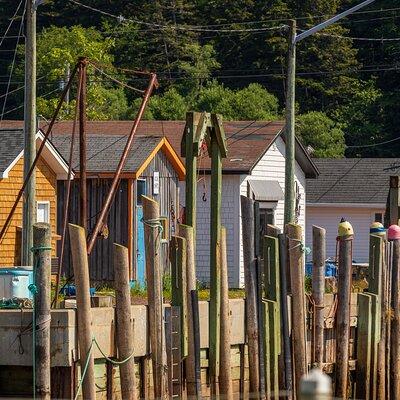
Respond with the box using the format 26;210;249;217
136;180;146;285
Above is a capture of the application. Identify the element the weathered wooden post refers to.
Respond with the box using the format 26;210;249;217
32;223;52;400
286;222;307;398
209;114;227;396
388;176;400;226
219;227;233;399
191;289;202;399
142;195;167;399
368;223;386;400
179;224;197;396
68;223;96;400
170;235;188;357
312;226;326;369
241;195;260;396
263;234;281;399
388;225;400;400
113;243;136;400
335;219;354;399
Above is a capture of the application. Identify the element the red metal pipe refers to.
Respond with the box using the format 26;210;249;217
52;65;83;307
86;73;158;254
0;62;79;244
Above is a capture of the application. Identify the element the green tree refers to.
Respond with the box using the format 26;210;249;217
16;25;129;119
296;111;345;158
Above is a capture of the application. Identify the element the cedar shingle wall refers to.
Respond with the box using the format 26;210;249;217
0;156;57;266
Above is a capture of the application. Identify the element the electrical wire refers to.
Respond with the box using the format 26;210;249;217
228;121;274;146
0;1;26;126
67;0;288;33
307;30;400;41
346;136;400;148
0;0;24;49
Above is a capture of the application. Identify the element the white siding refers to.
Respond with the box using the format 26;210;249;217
305;205;385;263
180;175;241;287
238;137;307;286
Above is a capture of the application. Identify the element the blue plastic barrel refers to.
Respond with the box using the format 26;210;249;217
305;261;337;277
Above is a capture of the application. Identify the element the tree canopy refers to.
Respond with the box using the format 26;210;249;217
1;0;400;157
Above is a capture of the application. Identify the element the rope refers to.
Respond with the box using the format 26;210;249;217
74;337;135;400
288;238;311;255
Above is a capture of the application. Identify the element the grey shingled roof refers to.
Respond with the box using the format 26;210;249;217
51;134;163;173
307;158;400;204
0;129;24;174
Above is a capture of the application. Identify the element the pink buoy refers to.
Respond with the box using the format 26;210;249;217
388;225;400;240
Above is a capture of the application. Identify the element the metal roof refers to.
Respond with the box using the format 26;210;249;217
51;134;163;173
306;158;400;204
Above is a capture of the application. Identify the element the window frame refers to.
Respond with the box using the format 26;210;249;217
36;200;50;224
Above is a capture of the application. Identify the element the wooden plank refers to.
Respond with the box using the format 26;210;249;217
286;223;307;398
264;300;280;399
370;293;380;400
389;176;400;225
356;293;372;400
209;133;223;395
312;225;326;369
241;196;260;396
170;235;188;357
335;231;353;399
219;227;233;399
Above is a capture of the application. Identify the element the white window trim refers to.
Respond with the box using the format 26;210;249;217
36;200;50;223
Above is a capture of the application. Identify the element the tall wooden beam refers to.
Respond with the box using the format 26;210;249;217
142;195;166;399
33;223;52;400
114;243;136;400
209;133;223;396
241;195;260;396
312;225;326;369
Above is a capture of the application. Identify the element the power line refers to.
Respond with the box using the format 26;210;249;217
67;0;288;33
0;1;26;124
228;121;274;146
308;30;400;41
0;0;24;49
347;136;400;148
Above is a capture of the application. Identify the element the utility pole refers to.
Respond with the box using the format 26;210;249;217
283;19;296;225
283;0;376;225
22;0;37;266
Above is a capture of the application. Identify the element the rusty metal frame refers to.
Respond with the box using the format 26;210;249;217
86;68;158;254
0;62;80;244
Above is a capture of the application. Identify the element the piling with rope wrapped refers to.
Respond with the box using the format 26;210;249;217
388;224;400;399
32;223;52;400
334;218;353;399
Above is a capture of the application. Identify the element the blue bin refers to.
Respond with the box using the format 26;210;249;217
0;267;34;299
305;261;337;278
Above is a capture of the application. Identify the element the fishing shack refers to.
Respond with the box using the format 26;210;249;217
52;132;185;283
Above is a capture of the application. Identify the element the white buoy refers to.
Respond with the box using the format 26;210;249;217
300;369;332;400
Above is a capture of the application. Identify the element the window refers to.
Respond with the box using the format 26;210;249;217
136;179;146;206
37;201;50;223
374;212;383;223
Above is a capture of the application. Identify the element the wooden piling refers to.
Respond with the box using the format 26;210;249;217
209;134;223;396
368;234;385;399
390;237;400;400
356;293;373;399
263;235;281;399
286;223;307;398
312;225;326;369
388;176;400;225
241;195;260;396
68;223;96;400
219;227;233;399
33;223;52;400
113;243;136;400
170;235;188;356
179;224;197;396
335;230;353;399
191;290;202;399
142;195;166;399
278;231;293;397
